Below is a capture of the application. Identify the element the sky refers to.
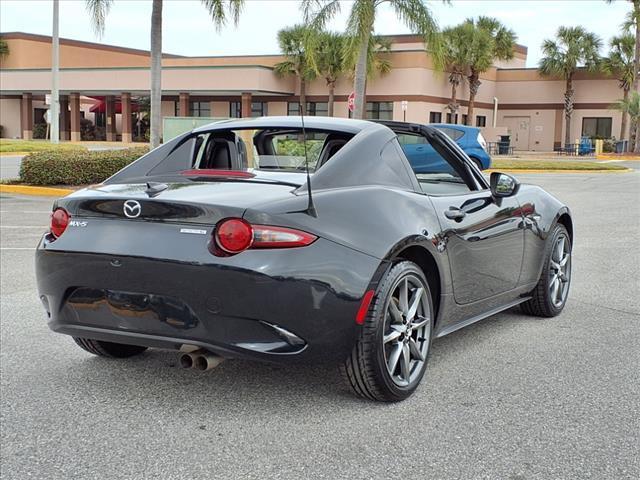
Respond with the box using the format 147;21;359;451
0;0;632;67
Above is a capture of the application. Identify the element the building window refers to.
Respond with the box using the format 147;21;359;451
190;101;210;117
446;113;458;124
230;101;241;118
429;112;442;123
288;102;328;116
461;114;468;125
582;117;612;138
476;115;487;127
174;101;179;116
366;102;393;120
251;102;267;117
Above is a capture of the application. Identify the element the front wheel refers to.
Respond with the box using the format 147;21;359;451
343;261;434;402
73;338;148;358
521;223;572;317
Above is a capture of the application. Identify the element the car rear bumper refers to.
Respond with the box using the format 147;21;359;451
36;236;383;364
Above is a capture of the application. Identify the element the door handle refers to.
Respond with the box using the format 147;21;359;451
445;207;466;221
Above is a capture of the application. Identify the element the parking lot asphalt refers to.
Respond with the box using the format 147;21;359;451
1;172;639;480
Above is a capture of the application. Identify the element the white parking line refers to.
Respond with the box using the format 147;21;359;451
0;226;47;229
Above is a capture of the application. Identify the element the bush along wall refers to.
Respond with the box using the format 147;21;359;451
19;147;149;186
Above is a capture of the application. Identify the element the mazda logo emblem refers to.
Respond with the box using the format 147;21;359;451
123;200;142;218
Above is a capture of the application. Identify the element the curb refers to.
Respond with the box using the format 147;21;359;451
596;155;640;161
487;168;633;174
0;184;74;197
0;152;28;157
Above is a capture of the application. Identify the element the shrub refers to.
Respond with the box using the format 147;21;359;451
33;123;47;139
19;147;149;185
80;118;95;140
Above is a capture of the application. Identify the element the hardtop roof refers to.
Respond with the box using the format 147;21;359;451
192;116;383;135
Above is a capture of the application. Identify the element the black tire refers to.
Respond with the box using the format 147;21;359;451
342;261;434;402
521;223;572;317
470;157;483;171
73;337;148;358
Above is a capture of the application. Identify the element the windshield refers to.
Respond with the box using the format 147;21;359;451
176;128;354;174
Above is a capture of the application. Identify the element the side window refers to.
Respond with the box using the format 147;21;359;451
396;132;473;195
436;127;464;141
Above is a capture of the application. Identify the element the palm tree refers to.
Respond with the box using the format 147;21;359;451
539;26;602;147
462;17;516;126
602;34;635;142
302;0;441;120
314;32;345;117
0;38;9;59
612;91;640;142
441;24;470;123
86;0;244;148
274;26;317;116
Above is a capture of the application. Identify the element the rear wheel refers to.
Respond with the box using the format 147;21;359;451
73;338;148;358
521;224;572;317
343;261;434;402
470;157;483;170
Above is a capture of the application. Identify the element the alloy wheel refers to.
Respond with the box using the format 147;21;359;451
549;234;571;308
382;274;431;387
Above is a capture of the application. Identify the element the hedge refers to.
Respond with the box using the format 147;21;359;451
19;147;149;185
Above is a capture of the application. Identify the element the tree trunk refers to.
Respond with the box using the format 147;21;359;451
150;0;162;149
467;73;480;126
328;79;335;117
353;29;371;120
621;87;629;143
448;73;459;123
300;76;308;116
634;1;639;152
564;77;574;147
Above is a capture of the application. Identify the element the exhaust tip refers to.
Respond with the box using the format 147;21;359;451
194;356;208;371
179;353;194;369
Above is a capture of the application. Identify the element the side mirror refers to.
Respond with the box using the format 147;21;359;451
490;172;520;198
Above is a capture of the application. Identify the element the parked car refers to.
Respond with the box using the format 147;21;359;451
399;123;491;172
36;117;572;402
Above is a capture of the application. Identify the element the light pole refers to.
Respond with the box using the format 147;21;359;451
50;0;60;144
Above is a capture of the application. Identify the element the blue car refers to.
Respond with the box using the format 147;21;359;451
399;123;491;172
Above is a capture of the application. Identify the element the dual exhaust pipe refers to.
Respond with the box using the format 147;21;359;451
179;348;224;371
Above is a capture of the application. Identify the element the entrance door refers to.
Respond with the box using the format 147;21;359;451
503;116;531;150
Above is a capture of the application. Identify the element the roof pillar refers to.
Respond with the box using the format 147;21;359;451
179;92;189;116
241;92;252;118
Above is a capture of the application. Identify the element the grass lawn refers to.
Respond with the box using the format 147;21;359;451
491;159;628;171
0;139;87;153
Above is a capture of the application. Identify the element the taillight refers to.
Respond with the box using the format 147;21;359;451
50;208;70;239
212;218;317;256
215;218;253;253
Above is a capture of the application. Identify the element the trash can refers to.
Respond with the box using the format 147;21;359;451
615;140;628;153
498;135;511;154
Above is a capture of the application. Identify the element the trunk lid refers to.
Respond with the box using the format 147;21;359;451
57;181;299;226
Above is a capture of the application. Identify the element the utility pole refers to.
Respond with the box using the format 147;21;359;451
50;0;60;144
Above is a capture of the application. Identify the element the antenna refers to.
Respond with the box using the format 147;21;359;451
299;102;317;217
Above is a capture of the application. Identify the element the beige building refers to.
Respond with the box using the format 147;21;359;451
0;31;624;150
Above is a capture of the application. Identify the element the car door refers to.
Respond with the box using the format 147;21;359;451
429;191;524;304
399;124;524;305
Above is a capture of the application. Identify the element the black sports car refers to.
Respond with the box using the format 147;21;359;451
36;117;573;401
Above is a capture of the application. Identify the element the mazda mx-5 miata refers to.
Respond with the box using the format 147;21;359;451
36;117;573;401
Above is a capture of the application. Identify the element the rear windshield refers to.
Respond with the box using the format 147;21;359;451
150;127;354;176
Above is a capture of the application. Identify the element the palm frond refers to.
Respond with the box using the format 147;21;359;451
85;0;113;38
201;0;245;29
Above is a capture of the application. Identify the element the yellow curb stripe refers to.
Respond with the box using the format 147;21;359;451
0;184;74;197
596;155;640;161
0;152;29;157
486;168;632;174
